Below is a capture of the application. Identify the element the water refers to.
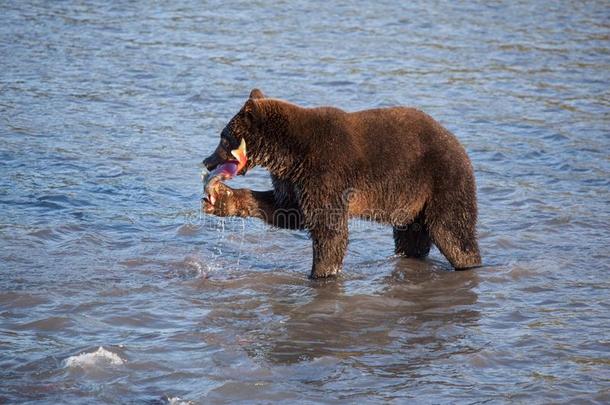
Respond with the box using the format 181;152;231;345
1;1;609;403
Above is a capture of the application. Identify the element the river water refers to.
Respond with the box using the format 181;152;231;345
1;1;609;403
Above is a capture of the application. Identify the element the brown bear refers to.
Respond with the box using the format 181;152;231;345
202;89;481;278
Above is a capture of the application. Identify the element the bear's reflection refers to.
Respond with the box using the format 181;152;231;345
246;259;481;368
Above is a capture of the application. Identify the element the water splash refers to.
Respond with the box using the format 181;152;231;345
166;397;194;405
236;219;246;267
64;346;124;368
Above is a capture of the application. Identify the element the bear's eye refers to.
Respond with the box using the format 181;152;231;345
222;131;239;150
219;137;232;154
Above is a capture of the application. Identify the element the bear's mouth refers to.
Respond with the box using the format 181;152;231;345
202;138;248;174
205;161;249;176
201;139;248;206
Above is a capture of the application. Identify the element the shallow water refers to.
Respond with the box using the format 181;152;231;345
1;0;609;403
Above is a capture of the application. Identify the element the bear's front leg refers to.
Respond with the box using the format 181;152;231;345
308;212;349;279
202;182;254;217
203;182;304;229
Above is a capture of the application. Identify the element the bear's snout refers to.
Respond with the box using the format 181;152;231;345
202;153;224;171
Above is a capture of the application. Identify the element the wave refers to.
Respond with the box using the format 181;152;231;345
64;346;124;368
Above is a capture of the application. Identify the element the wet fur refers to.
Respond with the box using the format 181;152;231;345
203;89;481;278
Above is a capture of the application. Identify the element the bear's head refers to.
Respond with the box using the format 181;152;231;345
202;88;279;175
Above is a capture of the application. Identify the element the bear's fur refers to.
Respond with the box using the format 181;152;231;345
202;89;481;278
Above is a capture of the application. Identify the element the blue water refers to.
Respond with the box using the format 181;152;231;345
1;1;609;403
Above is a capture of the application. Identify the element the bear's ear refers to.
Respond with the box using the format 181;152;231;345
249;88;265;99
243;98;262;122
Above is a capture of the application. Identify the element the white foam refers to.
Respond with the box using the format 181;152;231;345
167;397;193;405
65;346;124;368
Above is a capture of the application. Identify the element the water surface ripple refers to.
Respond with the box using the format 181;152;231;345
1;1;609;403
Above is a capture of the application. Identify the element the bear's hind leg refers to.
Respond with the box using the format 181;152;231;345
393;213;431;258
426;204;481;270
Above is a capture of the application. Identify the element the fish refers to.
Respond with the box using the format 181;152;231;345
202;138;247;206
